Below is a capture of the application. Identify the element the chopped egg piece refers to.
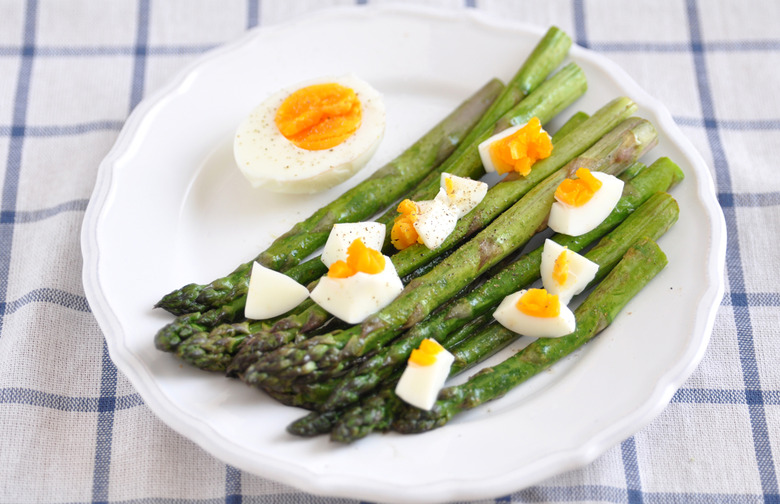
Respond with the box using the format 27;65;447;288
234;74;385;194
244;262;310;320
493;288;575;338
321;222;386;267
435;172;488;218
477;117;552;176
390;197;458;251
310;239;403;324
412;199;458;250
540;239;599;304
394;338;455;411
548;168;624;236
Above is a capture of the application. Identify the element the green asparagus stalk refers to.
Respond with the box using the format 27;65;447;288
320;160;682;411
392;236;668;434
154;77;504;316
155;64;588;356
245;116;657;388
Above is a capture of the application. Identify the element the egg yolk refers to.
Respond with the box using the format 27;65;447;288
391;199;424;250
516;288;560;318
488;117;553;176
552;248;569;286
444;176;455;198
327;238;386;278
274;83;362;151
409;338;445;366
555;167;604;207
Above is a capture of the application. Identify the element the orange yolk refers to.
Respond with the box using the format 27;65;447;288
552;249;569;286
516;288;560;318
327;238;386;278
390;199;423;250
488;117;553;176
444;177;455;198
409;338;444;366
274;83;362;151
555;167;603;207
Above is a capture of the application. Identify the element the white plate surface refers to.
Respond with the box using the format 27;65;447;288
82;6;726;503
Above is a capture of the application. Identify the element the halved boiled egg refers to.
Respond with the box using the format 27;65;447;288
309;238;403;324
321;221;386;267
394;338;455;411
547;167;624;236
234;74;385;194
477;117;553;176
244;262;310;320
540;239;599;305
493;288;575;338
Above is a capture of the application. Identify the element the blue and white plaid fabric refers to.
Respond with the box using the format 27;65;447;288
1;0;778;502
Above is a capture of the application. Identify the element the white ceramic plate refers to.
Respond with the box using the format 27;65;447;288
82;5;726;503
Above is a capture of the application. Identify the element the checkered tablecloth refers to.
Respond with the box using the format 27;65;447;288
1;0;778;502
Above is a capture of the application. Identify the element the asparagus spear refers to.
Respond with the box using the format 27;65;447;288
155;64;588;356
158;27;572;317
392;236;668;434
321;160;682;411
245;116;658;387
154;77;504;316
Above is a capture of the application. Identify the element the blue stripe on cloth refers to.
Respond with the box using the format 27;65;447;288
129;0;150;111
465;0;477;8
0;45;216;57
0;0;37;338
622;437;644;504
247;0;260;29
720;293;780;307
674;116;780;131
0;199;90;224
1;287;90;314
590;40;780;53
572;0;588;49
226;465;242;504
0;121;125;136
0;387;144;411
719;192;780;208
92;341;119;504
686;0;780;499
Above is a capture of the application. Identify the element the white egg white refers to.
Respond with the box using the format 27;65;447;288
547;171;625;237
476;121;551;174
540;239;599;305
394;343;455;411
493;289;576;338
436;172;488;218
244;262;310;320
320;222;386;267
309;257;403;324
413;198;459;250
234;74;385;194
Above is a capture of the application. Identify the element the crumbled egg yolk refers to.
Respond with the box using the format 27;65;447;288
409;338;445;366
390;199;423;250
555;167;604;207
327;238;385;278
552;248;569;287
488;117;553;176
274;83;362;151
515;288;561;318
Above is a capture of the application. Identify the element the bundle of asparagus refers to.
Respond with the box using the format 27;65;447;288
151;26;683;443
